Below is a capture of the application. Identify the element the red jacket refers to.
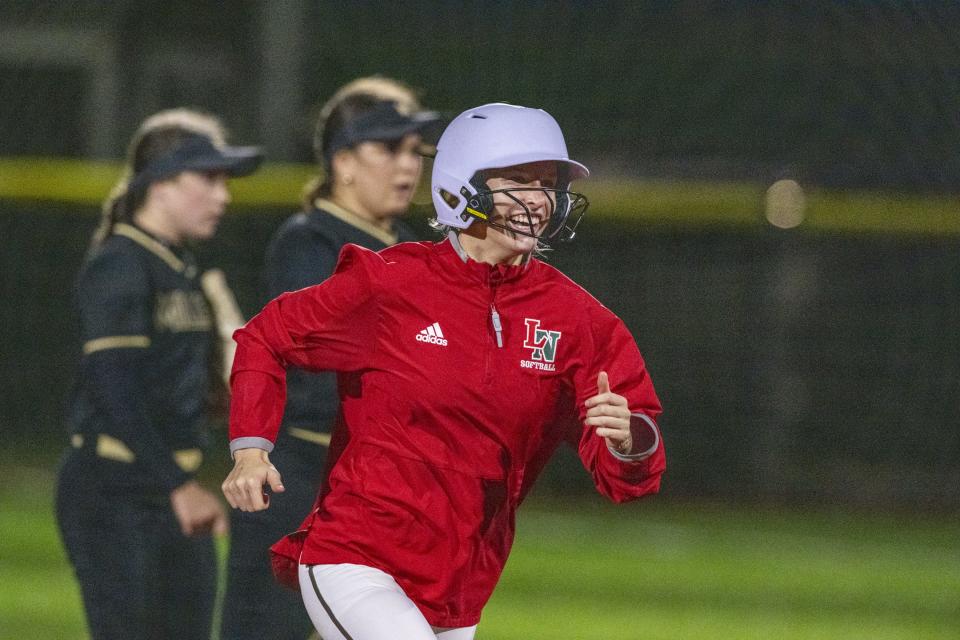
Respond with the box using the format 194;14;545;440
229;237;665;627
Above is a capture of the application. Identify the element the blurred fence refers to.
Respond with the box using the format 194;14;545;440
4;2;960;189
3;199;958;510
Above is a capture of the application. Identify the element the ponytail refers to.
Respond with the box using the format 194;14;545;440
90;173;141;249
301;174;329;212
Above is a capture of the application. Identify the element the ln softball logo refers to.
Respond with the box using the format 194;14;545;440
521;318;561;371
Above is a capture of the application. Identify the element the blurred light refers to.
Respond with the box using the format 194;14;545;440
765;179;806;229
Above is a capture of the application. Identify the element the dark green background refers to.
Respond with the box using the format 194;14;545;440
2;2;959;510
4;202;958;509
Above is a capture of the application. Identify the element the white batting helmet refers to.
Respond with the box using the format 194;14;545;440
431;103;589;243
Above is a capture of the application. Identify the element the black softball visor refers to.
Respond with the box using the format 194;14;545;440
128;134;263;192
323;100;445;162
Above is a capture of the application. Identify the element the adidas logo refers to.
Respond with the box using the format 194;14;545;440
415;322;448;346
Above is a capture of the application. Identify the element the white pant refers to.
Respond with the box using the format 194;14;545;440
299;563;477;640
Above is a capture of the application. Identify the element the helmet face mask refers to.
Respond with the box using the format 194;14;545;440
462;184;589;245
431;103;589;246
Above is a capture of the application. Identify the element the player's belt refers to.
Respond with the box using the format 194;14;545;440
287;427;332;447
71;434;203;472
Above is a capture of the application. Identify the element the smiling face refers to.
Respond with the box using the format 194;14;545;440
477;160;559;258
333;133;424;222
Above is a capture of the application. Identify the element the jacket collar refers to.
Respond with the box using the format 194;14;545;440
438;232;532;285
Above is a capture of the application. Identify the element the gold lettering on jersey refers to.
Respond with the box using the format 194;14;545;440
154;290;213;332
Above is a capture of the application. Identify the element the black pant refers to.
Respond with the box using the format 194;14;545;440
220;437;326;640
55;450;217;640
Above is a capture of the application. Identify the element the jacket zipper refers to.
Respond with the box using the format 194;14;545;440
484;279;504;384
490;305;504;348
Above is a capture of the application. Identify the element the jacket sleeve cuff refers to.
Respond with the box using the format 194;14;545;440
230;437;275;458
607;413;659;462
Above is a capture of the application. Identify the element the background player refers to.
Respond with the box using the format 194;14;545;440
54;108;261;640
222;103;665;639
220;76;441;640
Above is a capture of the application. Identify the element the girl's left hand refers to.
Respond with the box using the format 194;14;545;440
584;371;633;454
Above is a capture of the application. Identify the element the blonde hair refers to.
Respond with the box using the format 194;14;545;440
137;109;228;146
323;76;421;115
92;109;229;247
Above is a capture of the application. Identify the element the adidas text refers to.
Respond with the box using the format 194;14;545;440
416;322;448;346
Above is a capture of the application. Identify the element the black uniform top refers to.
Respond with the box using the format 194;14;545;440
262;199;416;443
68;222;215;493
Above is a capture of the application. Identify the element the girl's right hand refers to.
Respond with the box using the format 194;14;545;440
221;448;285;512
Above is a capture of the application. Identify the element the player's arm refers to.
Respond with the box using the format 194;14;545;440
222;244;382;511
78;253;226;535
573;305;665;503
265;224;342;426
78;252;192;491
201;268;245;386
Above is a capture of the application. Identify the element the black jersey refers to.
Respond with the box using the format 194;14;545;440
68;222;215;492
261;199;417;442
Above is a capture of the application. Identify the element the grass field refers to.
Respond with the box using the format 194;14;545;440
3;464;957;639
